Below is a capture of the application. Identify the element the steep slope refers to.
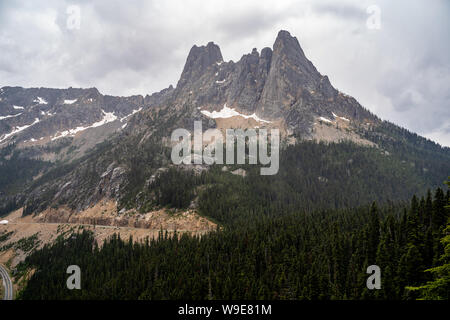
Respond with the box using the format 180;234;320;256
159;30;378;140
0;85;176;198
0;87;142;145
0;30;449;221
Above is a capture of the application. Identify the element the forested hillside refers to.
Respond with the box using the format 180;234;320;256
15;181;449;300
116;140;449;219
1;28;449;302
2;29;450;222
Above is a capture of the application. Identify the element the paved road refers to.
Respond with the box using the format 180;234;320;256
7;221;145;230
0;264;13;300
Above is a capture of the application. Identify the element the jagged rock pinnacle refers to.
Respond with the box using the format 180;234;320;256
177;42;223;89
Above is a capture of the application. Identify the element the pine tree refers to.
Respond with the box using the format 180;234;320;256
376;216;397;299
367;202;380;264
406;179;450;299
406;219;450;299
433;188;446;231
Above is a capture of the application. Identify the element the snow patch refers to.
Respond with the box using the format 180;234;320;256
201;104;272;123
41;110;55;116
120;107;143;122
0;118;40;142
332;112;350;122
94;110;117;126
0;112;22;120
64;99;77;104
319;117;333;123
34;97;48;105
13;105;24;110
52;110;118;141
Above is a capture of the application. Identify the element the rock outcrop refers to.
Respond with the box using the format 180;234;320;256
154;30;378;138
0;29;388;218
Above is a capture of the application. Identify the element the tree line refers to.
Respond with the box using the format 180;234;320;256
16;181;449;300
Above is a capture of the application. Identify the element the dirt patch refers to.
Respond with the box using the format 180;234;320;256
0;249;16;267
311;119;376;147
34;199;216;231
0;202;217;268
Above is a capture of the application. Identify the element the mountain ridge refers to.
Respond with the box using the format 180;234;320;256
0;29;449;219
152;30;380;143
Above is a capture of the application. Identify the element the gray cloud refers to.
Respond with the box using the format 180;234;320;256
0;0;449;146
311;1;367;21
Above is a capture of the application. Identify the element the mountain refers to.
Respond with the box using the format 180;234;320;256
159;30;377;143
0;86;177;160
0;30;449;220
2;30;449;302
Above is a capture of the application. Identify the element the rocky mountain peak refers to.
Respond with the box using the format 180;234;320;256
0;30;377;150
161;29;377;138
258;30;334;118
274;30;300;46
272;30;318;77
260;47;272;61
1;29;447;226
176;41;223;90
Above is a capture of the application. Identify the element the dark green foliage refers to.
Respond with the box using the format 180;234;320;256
0;144;50;195
5;116;450;299
17;185;449;300
150;168;204;209
360;121;450;188
197;141;439;225
0;230;14;244
406;179;450;299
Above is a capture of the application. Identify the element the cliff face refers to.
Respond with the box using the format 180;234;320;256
2;29;447;221
0;29;381;216
0;30;377;148
158;30;378;138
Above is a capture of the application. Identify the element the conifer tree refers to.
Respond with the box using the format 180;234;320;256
407;179;450;299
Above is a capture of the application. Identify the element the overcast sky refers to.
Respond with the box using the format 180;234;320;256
1;0;449;146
